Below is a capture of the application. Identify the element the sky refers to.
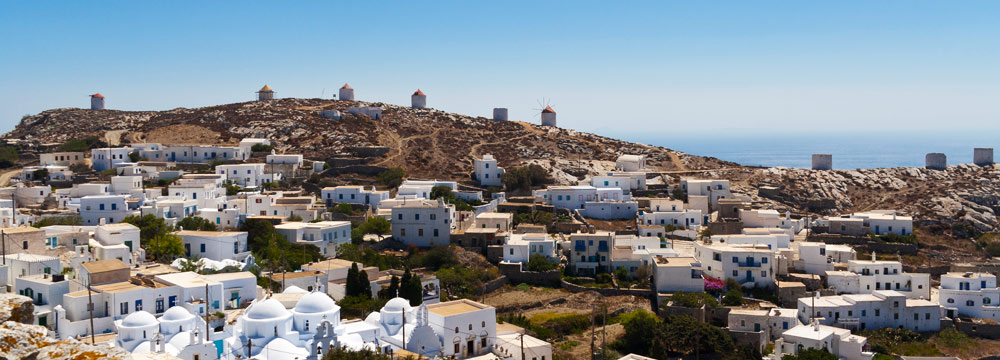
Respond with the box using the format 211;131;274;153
1;1;999;139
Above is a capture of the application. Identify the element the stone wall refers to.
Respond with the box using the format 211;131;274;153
498;263;563;287
659;303;706;323
865;242;919;255
955;318;1000;340
728;329;767;353
708;220;743;235
484;276;509;293
344;146;390;157
560;279;653;297
326;165;390;176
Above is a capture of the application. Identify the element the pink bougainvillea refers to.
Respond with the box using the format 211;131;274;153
704;276;725;291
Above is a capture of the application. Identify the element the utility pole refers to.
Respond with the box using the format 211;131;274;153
590;305;595;360
2;229;6;265
205;283;211;342
602;303;607;360
520;333;525;360
87;274;95;344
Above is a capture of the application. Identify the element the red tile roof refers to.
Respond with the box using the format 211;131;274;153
91;93;104;98
542;106;556;113
341;83;352;89
413;89;425;96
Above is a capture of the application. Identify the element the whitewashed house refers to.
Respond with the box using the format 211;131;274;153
274;221;352;256
798;290;941;332
825;255;930;299
80;195;134;225
177;230;250;262
238;138;270;160
216;163;281;188
652;256;704;293
502;233;558;267
91;147;134;171
769;323;875;360
615;154;646;172
473;154;504;187
937;272;1000;320
390;199;455;247
40;152;86;166
694;241;776;288
681;179;733;210
796;242;855;275
568;231;614;275
321;185;390;208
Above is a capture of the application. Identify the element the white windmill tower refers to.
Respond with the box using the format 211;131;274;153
533;98;557;127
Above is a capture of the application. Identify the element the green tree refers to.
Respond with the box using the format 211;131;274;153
356;265;371;299
501;164;552;192
334;203;355;216
346;262;362;297
378;275;399;299
224;182;241;196
361;217;391;240
148;232;186;261
0;147;18;168
33;168;49;184
660;315;734;355
430;185;453;200
398;267;424;306
781;348;838;360
722;289;744;306
128;151;142;162
618;310;660;354
177;216;218;231
32;216;82;228
526;254;558;272
671;187;688;202
250;143;273;152
376;168;406;188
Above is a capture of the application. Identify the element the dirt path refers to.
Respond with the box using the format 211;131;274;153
0;169;20;186
373;128;442;167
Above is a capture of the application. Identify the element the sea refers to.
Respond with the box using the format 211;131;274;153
613;130;998;170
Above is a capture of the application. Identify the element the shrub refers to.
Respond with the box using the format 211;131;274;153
250;143;273;152
376;168;406;188
526;254;559;272
502;164;552;192
177;216;218;231
721;289;743;306
32;216;82;228
334;203;355;216
669;291;718;309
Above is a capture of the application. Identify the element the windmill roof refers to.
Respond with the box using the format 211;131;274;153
91;93;104;98
258;84;273;92
542;106;556;113
413;89;425;96
341;83;352;89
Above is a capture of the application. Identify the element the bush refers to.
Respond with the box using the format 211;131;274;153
669;291;718;309
502;164;552;192
721;289;743;306
59;136;101;152
333;203;355;216
32;216;82;228
526;254;559;272
376;168;406;188
250;143;273;152
177;216;218;231
0;147;18;168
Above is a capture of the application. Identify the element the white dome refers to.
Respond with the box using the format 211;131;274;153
246;299;291;320
383;297;412;312
283;285;308;294
293;292;339;314
122;311;158;327
160;306;195;321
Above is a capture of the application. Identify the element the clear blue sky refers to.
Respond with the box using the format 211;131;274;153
2;1;999;137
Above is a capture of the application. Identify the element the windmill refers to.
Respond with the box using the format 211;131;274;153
533;98;557;127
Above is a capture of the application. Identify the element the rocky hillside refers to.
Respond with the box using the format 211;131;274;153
7;98;1000;243
7;99;730;180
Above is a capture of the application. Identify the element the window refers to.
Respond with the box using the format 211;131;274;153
234;242;239;254
434;229;439;237
762;257;768;264
400;228;406;236
732;270;738;277
120;302;129;315
111;203;117;210
861;310;866;316
418;229;424;236
99;204;105;210
732;257;738;263
415;214;420;220
894;313;899;320
967;300;975;306
200;244;206;253
875;309;880;316
398;214;403;220
761;271;767;277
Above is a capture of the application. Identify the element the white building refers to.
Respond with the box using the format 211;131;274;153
40;151;87;167
937;272;1000;320
615;154;646;172
769;323;875;360
177;230;250;262
15;273;70;329
694;241;776;288
825;255;930;299
652;256;703;293
114;305;215;359
321;185;390;208
640;209;703;230
274;221;352;256
473;212;514;232
798;290;941;332
91;147;134;171
540;106;556;127
797;242;855;275
502;233;558;266
390;199;455;247
568;231;613;275
5;253;61;285
80;195;134;225
535;186;627;210
93;223;143;266
473;154;505;187
91;93;105;109
828;210;914;236
238;138;270;160
681;179;733;210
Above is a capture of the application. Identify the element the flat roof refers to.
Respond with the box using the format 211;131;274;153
202;272;256;281
427;299;491;316
82;260;128;273
304;258;356;270
270;270;325;280
176;230;246;237
93;281;147;294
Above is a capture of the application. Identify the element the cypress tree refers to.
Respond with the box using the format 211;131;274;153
346;262;360;297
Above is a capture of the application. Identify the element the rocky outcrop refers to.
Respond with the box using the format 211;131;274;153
0;294;128;360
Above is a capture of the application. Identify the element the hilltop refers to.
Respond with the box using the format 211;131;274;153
6;98;1000;263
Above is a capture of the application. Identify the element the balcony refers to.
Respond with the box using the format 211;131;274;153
738;261;762;268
